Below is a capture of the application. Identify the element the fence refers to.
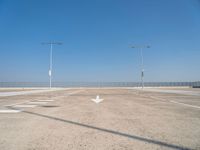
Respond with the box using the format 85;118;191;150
0;81;199;88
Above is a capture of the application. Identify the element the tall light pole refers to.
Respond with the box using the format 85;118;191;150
131;45;150;89
42;41;62;88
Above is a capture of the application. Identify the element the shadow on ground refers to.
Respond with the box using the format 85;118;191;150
40;105;60;108
23;111;193;150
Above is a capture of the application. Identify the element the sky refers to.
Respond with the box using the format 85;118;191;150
0;0;200;82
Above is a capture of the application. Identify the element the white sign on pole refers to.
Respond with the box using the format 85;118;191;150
49;70;52;76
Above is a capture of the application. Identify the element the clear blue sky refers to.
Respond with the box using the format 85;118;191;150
0;0;200;82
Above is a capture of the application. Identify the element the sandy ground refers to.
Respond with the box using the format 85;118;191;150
0;88;63;97
141;88;200;96
0;88;40;92
0;88;200;150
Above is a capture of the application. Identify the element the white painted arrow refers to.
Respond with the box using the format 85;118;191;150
91;95;104;104
0;109;22;113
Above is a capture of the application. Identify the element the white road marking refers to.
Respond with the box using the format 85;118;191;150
37;100;54;102
28;101;48;105
4;101;31;107
0;109;22;113
140;88;200;96
149;96;168;102
0;88;63;97
91;95;104;104
139;94;200;110
52;89;85;99
2;89;84;113
170;100;200;109
13;105;37;108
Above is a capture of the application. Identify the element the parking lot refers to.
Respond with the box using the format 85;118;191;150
0;88;200;150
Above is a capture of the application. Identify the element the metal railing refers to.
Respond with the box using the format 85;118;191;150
0;81;199;88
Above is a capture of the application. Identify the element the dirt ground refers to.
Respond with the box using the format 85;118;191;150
0;88;40;92
0;88;200;150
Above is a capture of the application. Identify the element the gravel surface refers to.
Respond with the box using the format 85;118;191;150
0;88;200;150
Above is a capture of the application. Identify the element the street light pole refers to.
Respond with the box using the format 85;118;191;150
131;45;150;89
49;43;53;88
140;47;144;89
42;41;62;89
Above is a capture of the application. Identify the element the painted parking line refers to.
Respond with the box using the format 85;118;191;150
0;109;22;113
170;100;200;109
149;96;168;102
140;94;200;110
1;90;84;114
0;88;64;97
4;101;31;107
52;90;85;99
28;101;48;105
37;100;54;102
13;105;37;108
140;88;200;96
